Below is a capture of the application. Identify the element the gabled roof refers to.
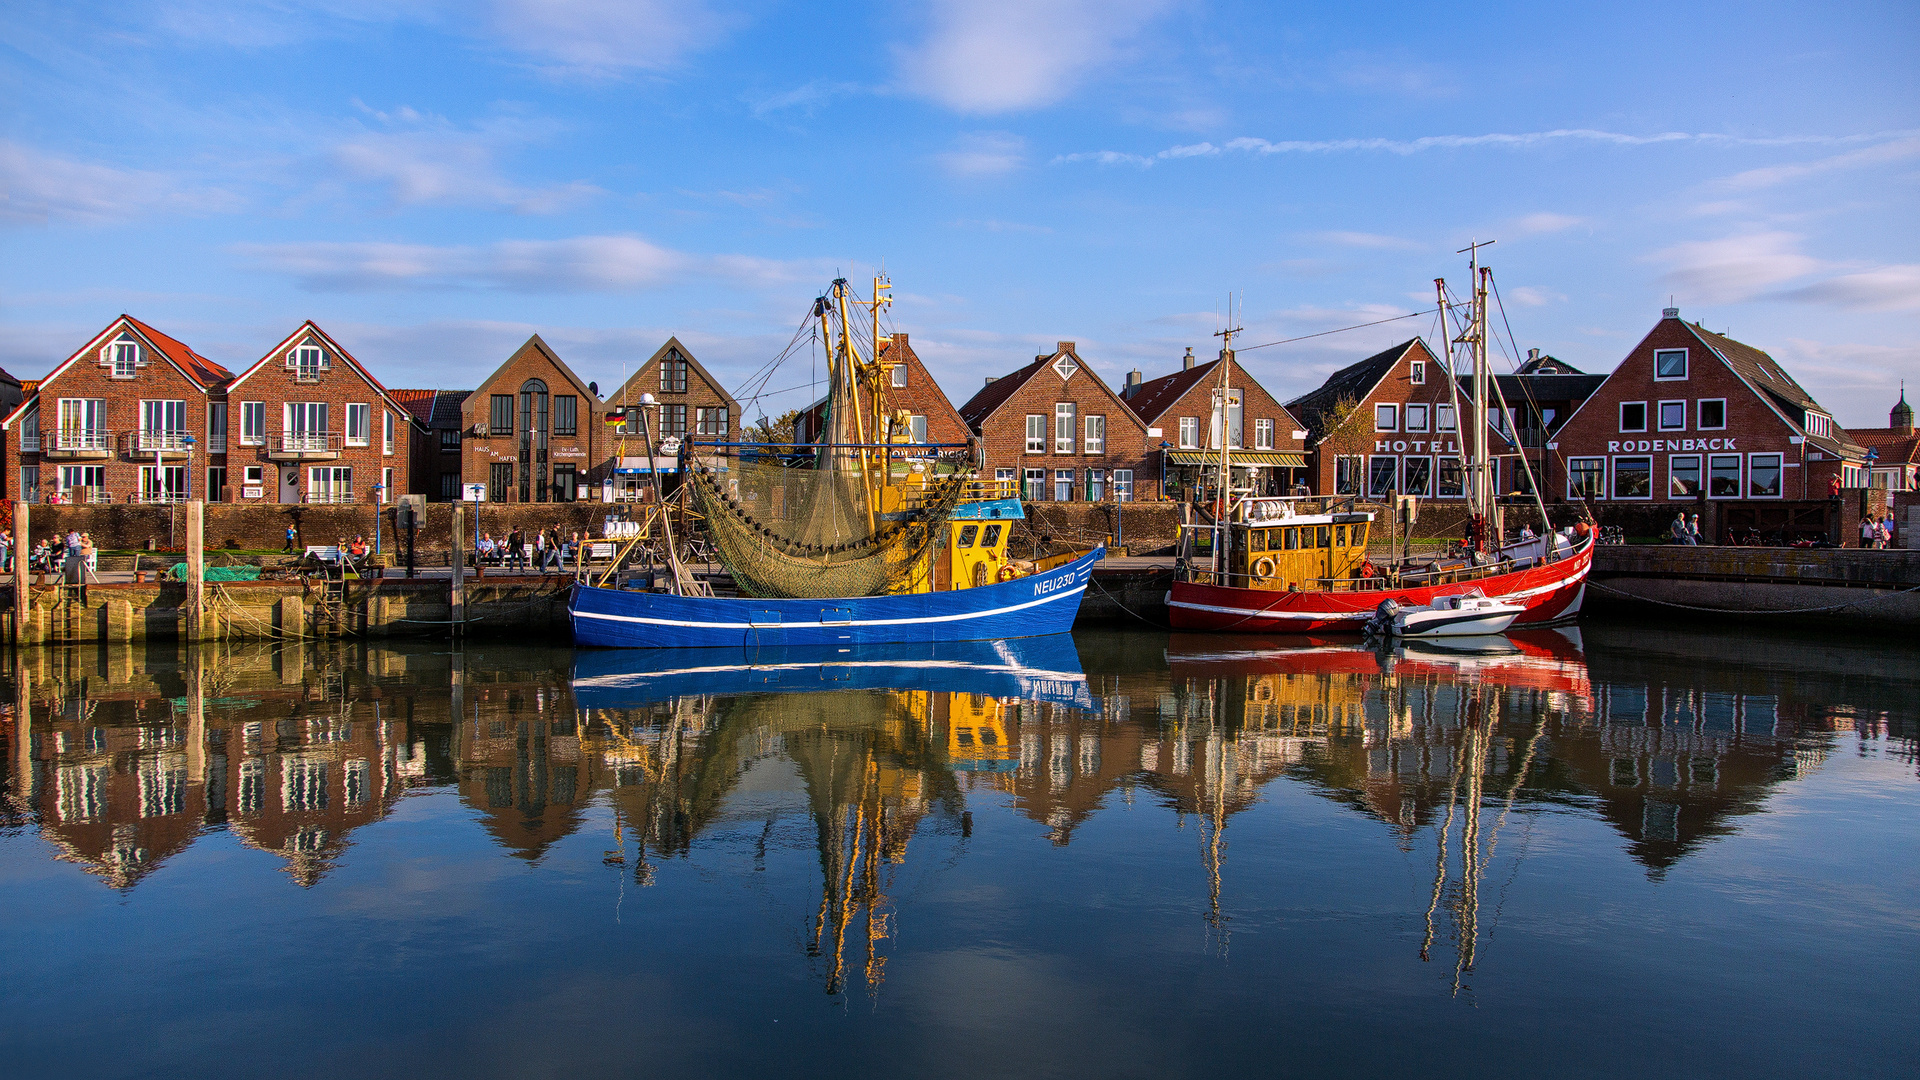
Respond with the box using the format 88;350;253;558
1684;322;1865;460
1516;353;1583;375
429;390;471;428
4;316;231;430
475;334;597;404
228;321;427;431
1285;338;1426;443
1125;359;1221;425
958;355;1049;428
1847;427;1920;466
387;389;438;425
608;336;736;409
0;366;19;388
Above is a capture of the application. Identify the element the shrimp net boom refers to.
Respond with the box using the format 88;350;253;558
688;277;973;599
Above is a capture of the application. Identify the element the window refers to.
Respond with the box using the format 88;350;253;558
1254;418;1274;449
1569;458;1605;499
208;402;227;452
1335;455;1362;496
1054;469;1074;501
1438;458;1464;497
696;406;729;437
1613;457;1653;499
241;402;265;445
346;403;371;446
1052;353;1078;381
243;465;263;485
1375;403;1398;431
309;466;352;503
1436;404;1457;432
1087;468;1106;500
1178;417;1200;449
1113;469;1134;502
380;466;395;501
1654;349;1687;380
285;403;327;451
891;364;907;388
1023;467;1045;501
1084;414;1105;454
1403;457;1432;496
553;463;576;502
439;472;460;499
1619;402;1647;433
1026;415;1047;453
55;398;108;452
659;404;687;437
554;395;578;436
1410;361;1425;384
1708;454;1741;497
19;467;38;503
19;407;36;452
138;400;188;450
659;354;689;393
59;465;105;495
293;346;324;381
994;467;1015;490
1669;456;1702;498
382;410;395;455
1055;403;1076;453
490;394;514;435
1368;456;1398;497
110;340;138;378
1658;400;1687;431
140;465;187;503
1748;453;1782;498
1804;413;1831;438
489;461;513;502
1405;404;1429;432
910;414;927;444
1698;399;1727;430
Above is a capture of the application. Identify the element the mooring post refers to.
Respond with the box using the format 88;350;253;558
450;502;466;637
12;499;27;646
186;499;205;640
12;646;29;806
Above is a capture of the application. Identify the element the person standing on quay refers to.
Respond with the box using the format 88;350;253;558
1859;515;1875;548
284;524;298;553
507;526;526;573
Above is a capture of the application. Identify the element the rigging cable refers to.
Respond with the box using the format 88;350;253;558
1236;308;1436;352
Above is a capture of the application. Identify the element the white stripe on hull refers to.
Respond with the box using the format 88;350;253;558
1166;565;1588;624
574;583;1087;631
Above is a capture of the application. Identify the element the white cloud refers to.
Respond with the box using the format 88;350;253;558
1647;231;1823;304
747;81;864;118
936;132;1027;177
1771;265;1920;312
1719;136;1920;191
1504;286;1566;307
484;0;730;76
1311;231;1423;251
0;140;242;225
1514;212;1587;234
897;0;1174;114
233;234;825;292
329;121;602;214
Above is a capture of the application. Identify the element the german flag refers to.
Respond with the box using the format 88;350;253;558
604;408;630;427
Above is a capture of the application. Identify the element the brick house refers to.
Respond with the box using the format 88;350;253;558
957;341;1152;501
224;322;423;505
1288;338;1511;500
602;337;737;500
1551;308;1870;541
1120;347;1308;498
461;335;601;503
391;389;472;501
1849;390;1916;493
1492;351;1608;502
791;332;970;451
2;315;234;504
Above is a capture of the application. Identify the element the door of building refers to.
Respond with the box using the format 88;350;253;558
280;467;300;504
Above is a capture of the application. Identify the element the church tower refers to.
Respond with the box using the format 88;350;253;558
1893;385;1913;435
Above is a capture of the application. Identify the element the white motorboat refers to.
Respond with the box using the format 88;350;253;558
1368;590;1524;638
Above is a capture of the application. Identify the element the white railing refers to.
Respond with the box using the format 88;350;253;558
19;435;38;452
50;429;115;452
270;431;343;453
128;430;195;454
133;492;188;505
305;490;356;504
207;436;227;453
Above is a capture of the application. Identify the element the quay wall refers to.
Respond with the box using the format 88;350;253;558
1588;546;1920;628
7;502;622;554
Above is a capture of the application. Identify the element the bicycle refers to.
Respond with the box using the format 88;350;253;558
1598;526;1626;546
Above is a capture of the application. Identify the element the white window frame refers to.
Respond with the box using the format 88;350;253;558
1402;455;1433;496
1054;468;1074;501
1087;468;1106;500
309;466;353;503
1697;399;1727;431
1668;454;1703;499
383;411;396;455
1374;403;1399;431
1052;354;1078;381
1707;454;1742;499
1410;360;1425;384
110;341;139;379
1654;348;1688;381
1054;403;1076;454
1367;455;1398;497
1253;418;1274;450
381;466;396;502
345;403;371;447
1747;453;1784;499
290;345;327;381
240;401;266;445
1404;404;1429;433
243;465;264;485
1112;469;1134;503
1178;417;1200;449
890;365;907;388
1657;400;1687;432
1025;414;1046;454
1612;456;1654;500
1022;467;1045;501
1083;414;1105;455
1804;413;1831;438
1436;403;1457;432
910;414;927;445
1568;457;1606;500
1335;455;1363;496
1619;401;1648;433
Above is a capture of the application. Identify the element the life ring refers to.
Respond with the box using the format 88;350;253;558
997;564;1018;582
1251;555;1277;580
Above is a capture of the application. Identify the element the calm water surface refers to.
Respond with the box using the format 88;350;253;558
1;622;1915;1079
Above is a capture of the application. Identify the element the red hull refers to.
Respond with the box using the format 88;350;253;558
1166;537;1593;634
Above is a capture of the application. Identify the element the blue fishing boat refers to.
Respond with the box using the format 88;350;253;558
568;275;1105;649
569;635;1093;709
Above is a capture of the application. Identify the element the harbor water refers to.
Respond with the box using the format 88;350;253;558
1;619;1914;1078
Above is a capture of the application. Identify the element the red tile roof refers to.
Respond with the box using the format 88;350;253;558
387;389;438;425
122;315;233;387
1847;427;1920;465
1125;359;1221;425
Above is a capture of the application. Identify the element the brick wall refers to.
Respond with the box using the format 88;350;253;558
461;336;602;503
1306;339;1511;502
881;334;972;447
974;345;1154;501
7;501;634;553
225;325;410;507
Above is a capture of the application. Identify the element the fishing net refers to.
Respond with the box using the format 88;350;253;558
689;452;971;599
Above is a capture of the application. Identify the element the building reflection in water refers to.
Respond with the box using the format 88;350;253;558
2;627;1910;999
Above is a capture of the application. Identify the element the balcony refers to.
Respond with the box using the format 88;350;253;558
123;430;197;458
43;429;116;460
131;492;189;505
266;431;343;461
18;435;38;453
305;489;356;504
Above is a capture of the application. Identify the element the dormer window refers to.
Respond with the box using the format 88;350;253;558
1805;412;1831;438
292;345;325;382
111;341;139;378
1053;353;1078;381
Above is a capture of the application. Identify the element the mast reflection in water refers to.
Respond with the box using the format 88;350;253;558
0;625;1914;1078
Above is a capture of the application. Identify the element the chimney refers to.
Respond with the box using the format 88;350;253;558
1526;348;1539;363
1057;341;1075;355
984;376;998;386
1663;306;1680;319
1123;370;1143;398
1182;347;1195;371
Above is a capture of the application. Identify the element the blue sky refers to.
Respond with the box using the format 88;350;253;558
2;0;1915;428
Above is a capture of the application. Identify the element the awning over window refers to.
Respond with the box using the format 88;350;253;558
1165;450;1305;468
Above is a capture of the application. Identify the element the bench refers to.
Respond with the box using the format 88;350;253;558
304;544;343;564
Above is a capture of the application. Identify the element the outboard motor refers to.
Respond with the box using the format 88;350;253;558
1365;598;1401;638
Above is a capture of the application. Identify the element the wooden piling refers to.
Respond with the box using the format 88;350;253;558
450;504;466;637
186;499;205;640
12;500;26;647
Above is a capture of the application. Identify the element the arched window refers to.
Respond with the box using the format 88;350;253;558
519;379;550;502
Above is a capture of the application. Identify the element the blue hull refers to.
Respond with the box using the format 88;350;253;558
570;635;1091;710
569;547;1105;649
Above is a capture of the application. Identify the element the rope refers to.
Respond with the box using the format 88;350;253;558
1085;570;1173;629
1237;309;1435;353
1586;577;1920;615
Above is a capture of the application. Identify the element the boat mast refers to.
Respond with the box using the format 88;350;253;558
1455;239;1495;547
1211;297;1242;579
